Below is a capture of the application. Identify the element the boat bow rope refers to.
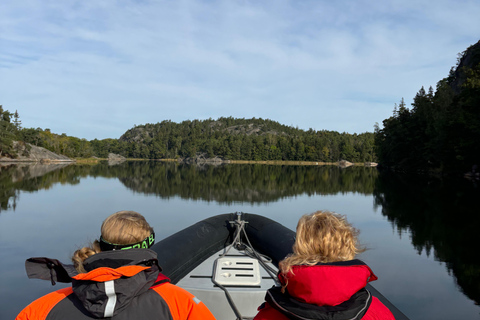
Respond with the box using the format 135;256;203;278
211;212;279;320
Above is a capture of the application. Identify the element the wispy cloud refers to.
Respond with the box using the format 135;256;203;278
1;0;479;139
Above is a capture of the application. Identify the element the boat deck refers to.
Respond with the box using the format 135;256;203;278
177;247;277;319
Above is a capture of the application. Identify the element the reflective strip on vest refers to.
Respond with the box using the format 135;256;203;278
104;280;117;317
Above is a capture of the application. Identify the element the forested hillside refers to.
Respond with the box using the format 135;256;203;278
1;112;376;162
92;117;376;162
375;40;480;173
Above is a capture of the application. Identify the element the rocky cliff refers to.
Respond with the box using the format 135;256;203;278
450;40;480;94
0;141;74;162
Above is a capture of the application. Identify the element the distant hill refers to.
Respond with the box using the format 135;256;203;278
119;117;300;143
2;107;376;163
105;117;376;162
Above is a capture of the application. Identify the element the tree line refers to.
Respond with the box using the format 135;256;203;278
98;117;376;162
1;110;377;163
374;40;480;173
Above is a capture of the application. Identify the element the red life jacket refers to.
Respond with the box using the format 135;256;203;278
255;260;395;320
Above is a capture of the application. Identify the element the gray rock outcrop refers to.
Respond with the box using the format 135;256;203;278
338;160;354;168
0;142;74;162
108;153;126;165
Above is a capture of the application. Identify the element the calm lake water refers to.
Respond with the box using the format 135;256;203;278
1;161;479;319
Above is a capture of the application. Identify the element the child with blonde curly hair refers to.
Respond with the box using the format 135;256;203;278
255;211;395;320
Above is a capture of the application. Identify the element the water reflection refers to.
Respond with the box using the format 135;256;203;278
116;162;378;203
373;172;480;305
3;161;479;309
2;161;480;318
1;161;379;211
0;163;73;212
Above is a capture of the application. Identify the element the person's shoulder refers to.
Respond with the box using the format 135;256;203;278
16;287;73;320
151;283;216;320
362;296;395;320
152;282;194;297
151;282;205;307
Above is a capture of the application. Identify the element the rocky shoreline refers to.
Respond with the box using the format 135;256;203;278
0;143;379;169
0;142;75;163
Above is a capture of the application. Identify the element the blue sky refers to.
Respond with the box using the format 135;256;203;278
1;0;479;140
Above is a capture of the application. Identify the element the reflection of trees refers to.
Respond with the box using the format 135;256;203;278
115;162;378;203
3;162;479;304
374;172;480;305
0;165;19;211
0;162;379;212
0;163;90;213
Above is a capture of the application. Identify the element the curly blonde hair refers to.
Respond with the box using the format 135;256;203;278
72;211;153;273
280;211;365;276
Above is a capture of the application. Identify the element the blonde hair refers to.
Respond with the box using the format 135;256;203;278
280;211;365;276
72;211;153;273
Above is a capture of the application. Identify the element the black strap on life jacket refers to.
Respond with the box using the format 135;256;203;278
265;286;372;320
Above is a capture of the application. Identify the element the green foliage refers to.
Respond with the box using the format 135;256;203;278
1;106;93;159
114;117;377;162
19;128;94;158
2;108;376;162
375;40;480;173
0;105;18;158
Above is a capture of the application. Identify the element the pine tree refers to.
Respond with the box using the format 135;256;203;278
0;106;16;157
13;110;22;130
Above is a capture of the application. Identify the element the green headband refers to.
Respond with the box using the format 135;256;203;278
99;232;155;251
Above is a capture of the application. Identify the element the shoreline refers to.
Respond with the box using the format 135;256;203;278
1;157;377;167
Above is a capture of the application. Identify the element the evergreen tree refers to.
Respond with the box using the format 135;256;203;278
375;40;480;173
0;106;17;157
13;110;22;130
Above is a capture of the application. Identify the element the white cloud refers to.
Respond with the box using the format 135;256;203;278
1;0;479;139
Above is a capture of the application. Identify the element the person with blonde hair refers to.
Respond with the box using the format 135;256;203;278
16;211;215;320
254;211;395;320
